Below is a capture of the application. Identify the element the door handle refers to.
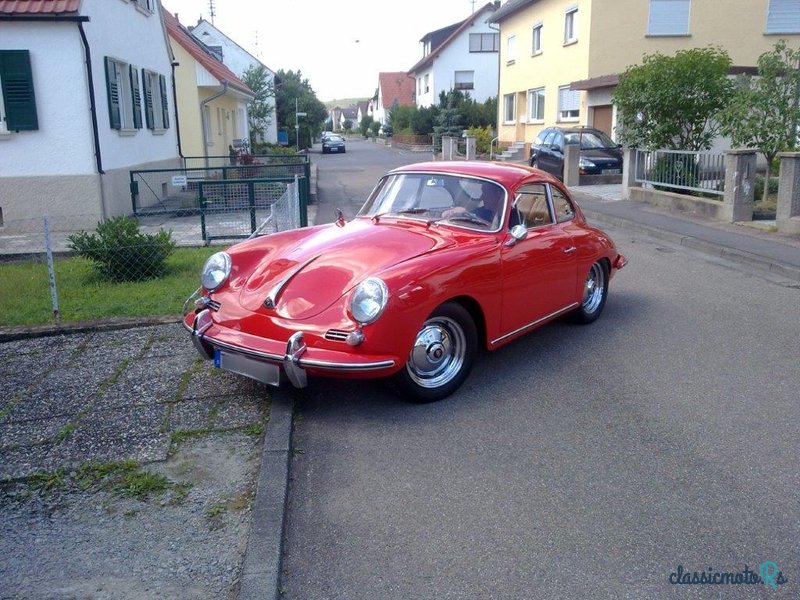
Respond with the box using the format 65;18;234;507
563;246;576;254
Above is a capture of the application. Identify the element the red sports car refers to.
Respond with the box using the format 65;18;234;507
185;161;626;402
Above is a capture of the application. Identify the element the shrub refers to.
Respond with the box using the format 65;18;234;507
754;175;779;199
467;126;494;155
67;217;176;282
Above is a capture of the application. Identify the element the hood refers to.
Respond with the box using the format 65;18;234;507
234;219;452;320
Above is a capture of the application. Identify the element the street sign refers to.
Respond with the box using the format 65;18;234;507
296;112;307;117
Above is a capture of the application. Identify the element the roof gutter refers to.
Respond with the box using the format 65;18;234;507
201;80;229;168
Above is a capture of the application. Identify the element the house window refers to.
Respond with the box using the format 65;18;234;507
0;50;38;132
131;0;155;13
454;71;474;91
469;33;499;52
564;6;578;44
767;0;800;33
142;69;169;130
503;93;516;123
506;35;517;64
424;74;430;93
648;0;691;35
532;22;543;55
104;56;142;131
528;87;545;122
424;40;431;56
558;85;580;121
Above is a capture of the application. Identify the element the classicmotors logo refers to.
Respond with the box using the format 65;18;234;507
669;562;787;590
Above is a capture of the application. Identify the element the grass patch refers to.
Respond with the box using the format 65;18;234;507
0;246;225;326
27;459;191;502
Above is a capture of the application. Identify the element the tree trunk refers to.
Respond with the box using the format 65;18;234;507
762;154;772;205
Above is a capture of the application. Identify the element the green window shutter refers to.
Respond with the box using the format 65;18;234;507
159;74;169;129
104;56;121;130
130;66;143;129
142;70;154;129
0;50;39;131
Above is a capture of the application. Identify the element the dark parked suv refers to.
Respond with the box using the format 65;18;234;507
529;126;623;179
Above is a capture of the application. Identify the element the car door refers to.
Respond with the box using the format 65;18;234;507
498;182;578;339
534;129;556;174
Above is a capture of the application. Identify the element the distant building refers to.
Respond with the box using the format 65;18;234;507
372;72;416;127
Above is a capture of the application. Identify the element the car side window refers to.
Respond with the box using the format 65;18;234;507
534;129;550;147
551;131;564;152
541;130;556;147
512;184;554;229
551;186;575;222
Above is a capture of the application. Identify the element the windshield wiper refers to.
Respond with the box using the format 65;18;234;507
371;208;430;223
445;214;490;226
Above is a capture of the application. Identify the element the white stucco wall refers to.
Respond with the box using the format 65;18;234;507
85;0;179;170
415;18;499;108
189;21;277;144
0;22;95;176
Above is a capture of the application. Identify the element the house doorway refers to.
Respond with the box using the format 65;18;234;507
592;105;613;137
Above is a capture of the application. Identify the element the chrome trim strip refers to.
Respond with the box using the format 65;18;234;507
490;303;579;346
196;333;396;371
263;254;320;309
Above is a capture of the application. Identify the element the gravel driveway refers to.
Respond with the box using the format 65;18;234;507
0;323;270;599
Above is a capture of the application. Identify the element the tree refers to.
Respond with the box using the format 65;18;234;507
720;40;800;203
274;69;327;148
613;47;734;150
241;64;275;148
432;90;465;150
359;115;373;137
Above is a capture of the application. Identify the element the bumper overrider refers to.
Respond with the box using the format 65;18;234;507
186;309;397;389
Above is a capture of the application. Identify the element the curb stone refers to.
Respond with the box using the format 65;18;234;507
238;387;294;600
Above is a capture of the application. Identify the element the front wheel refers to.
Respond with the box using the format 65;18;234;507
571;261;608;324
393;302;477;403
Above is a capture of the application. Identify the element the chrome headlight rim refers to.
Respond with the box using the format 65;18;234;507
201;251;232;292
349;277;389;325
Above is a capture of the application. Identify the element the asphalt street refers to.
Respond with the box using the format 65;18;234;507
279;139;800;599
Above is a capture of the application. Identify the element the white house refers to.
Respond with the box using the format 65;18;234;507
188;19;278;145
0;0;180;232
409;2;500;108
372;72;416;127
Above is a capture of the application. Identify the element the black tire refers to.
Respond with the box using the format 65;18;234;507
393;302;478;403
571;260;608;324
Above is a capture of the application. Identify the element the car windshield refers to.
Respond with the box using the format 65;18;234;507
358;173;506;231
329;135;343;142
564;130;617;150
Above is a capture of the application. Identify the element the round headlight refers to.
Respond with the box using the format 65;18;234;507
350;278;389;324
201;252;231;292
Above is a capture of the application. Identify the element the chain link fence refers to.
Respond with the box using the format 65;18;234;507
0;178;305;328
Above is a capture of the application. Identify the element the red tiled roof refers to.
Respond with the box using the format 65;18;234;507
378;72;415;109
162;9;253;97
0;0;81;14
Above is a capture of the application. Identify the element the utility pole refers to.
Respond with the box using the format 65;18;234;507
295;98;307;150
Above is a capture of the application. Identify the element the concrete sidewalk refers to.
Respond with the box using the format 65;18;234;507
570;184;800;282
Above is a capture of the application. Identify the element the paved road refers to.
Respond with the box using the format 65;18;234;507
281;143;800;599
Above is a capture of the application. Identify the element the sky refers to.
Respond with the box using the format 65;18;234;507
161;0;492;102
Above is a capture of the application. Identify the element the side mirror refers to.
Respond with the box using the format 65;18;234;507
504;224;528;247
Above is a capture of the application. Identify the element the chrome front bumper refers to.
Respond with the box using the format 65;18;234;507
187;309;396;389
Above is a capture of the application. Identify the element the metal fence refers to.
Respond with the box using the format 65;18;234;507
199;177;303;242
634;149;725;196
130;158;311;220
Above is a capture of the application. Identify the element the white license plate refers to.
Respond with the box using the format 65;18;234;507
214;349;281;386
329;147;338;152
602;169;621;174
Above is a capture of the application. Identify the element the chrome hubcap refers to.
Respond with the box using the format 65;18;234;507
582;263;605;314
406;316;466;389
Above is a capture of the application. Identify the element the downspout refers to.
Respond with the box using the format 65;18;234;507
170;61;184;161
77;21;105;177
488;20;501;159
201;80;228;169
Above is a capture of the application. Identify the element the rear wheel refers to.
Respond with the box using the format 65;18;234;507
393;302;477;403
571;261;608;324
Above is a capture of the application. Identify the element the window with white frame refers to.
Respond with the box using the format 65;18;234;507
532;22;543;54
648;0;690;35
0;50;39;132
503;93;516;123
528;87;545;122
469;33;499;52
506;34;517;64
767;0;800;33
558;85;580;121
424;73;430;93
142;69;169;130
104;56;142;131
454;71;474;91
564;6;578;44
